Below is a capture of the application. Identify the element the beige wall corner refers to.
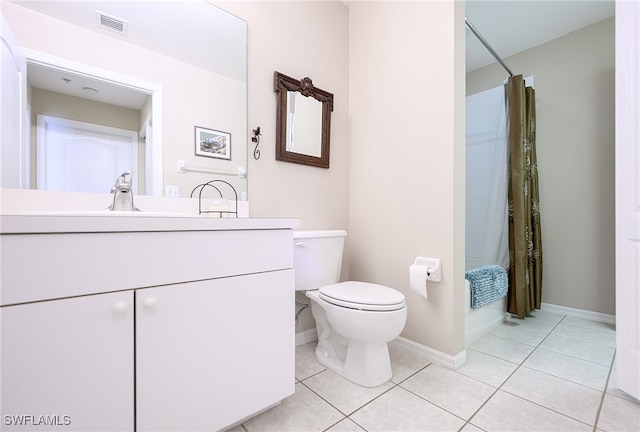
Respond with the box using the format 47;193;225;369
217;1;351;232
217;1;351;338
348;1;466;356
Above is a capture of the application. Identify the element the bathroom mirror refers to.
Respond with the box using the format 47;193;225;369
274;71;334;169
1;0;247;196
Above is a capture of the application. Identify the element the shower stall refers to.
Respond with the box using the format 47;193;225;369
464;84;510;346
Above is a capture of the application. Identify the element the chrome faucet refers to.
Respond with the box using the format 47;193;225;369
109;171;139;211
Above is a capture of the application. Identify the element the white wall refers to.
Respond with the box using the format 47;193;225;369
467;17;615;315
216;1;350;227
220;1;467;355
217;0;351;335
348;1;466;356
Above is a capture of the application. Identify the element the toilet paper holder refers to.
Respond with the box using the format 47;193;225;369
413;257;442;282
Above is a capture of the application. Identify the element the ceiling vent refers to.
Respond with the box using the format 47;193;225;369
96;11;128;34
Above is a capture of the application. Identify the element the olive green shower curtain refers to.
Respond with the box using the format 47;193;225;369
507;75;543;319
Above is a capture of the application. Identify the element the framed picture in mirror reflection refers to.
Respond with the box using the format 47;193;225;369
195;126;231;160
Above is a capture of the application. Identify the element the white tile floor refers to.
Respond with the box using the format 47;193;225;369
230;310;640;432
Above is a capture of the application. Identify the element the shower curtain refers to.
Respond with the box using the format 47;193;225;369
507;74;543;319
465;85;510;271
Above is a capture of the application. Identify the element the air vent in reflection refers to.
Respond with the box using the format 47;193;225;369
96;11;128;34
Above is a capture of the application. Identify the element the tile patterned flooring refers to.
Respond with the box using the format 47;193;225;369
230;310;640;432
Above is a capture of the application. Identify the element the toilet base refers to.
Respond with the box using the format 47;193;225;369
306;288;406;388
315;340;392;387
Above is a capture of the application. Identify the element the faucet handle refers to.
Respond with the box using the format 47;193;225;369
117;171;133;186
111;171;133;193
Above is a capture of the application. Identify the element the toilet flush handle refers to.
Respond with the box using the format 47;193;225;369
295;241;308;248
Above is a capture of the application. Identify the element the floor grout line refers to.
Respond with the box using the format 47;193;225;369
466;314;620;430
592;351;617;432
395;384;469;426
322;362;436;431
247;311;625;432
464;314;566;427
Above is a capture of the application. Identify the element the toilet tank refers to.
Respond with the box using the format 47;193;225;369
293;230;347;291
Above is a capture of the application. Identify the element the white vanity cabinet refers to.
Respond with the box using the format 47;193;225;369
0;215;298;432
136;270;293;431
1;291;135;431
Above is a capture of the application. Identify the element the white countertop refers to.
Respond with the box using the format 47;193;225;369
0;214;300;234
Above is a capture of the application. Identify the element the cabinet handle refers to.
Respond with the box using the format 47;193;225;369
112;301;128;315
295;241;307;248
143;297;158;309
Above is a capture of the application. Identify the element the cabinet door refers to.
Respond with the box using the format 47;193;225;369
1;292;134;431
136;270;295;432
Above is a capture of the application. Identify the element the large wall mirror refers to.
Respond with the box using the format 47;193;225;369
1;0;247;197
274;71;334;169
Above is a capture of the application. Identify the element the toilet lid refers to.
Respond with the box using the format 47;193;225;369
319;281;406;311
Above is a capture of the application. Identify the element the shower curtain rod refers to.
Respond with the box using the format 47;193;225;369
465;16;514;77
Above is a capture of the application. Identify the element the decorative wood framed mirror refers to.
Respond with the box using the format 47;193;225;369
274;71;334;168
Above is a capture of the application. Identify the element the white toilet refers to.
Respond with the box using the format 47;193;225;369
294;230;407;387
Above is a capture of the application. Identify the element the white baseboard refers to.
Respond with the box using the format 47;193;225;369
390;336;466;370
295;328;318;346
298;304;613;370
541;302;616;325
297;330;466;369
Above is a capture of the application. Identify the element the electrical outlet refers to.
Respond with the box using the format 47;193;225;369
165;185;179;197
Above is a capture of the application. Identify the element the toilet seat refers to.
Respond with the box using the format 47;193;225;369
318;281;405;311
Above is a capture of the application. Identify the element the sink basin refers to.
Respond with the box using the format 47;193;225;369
21;210;200;217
